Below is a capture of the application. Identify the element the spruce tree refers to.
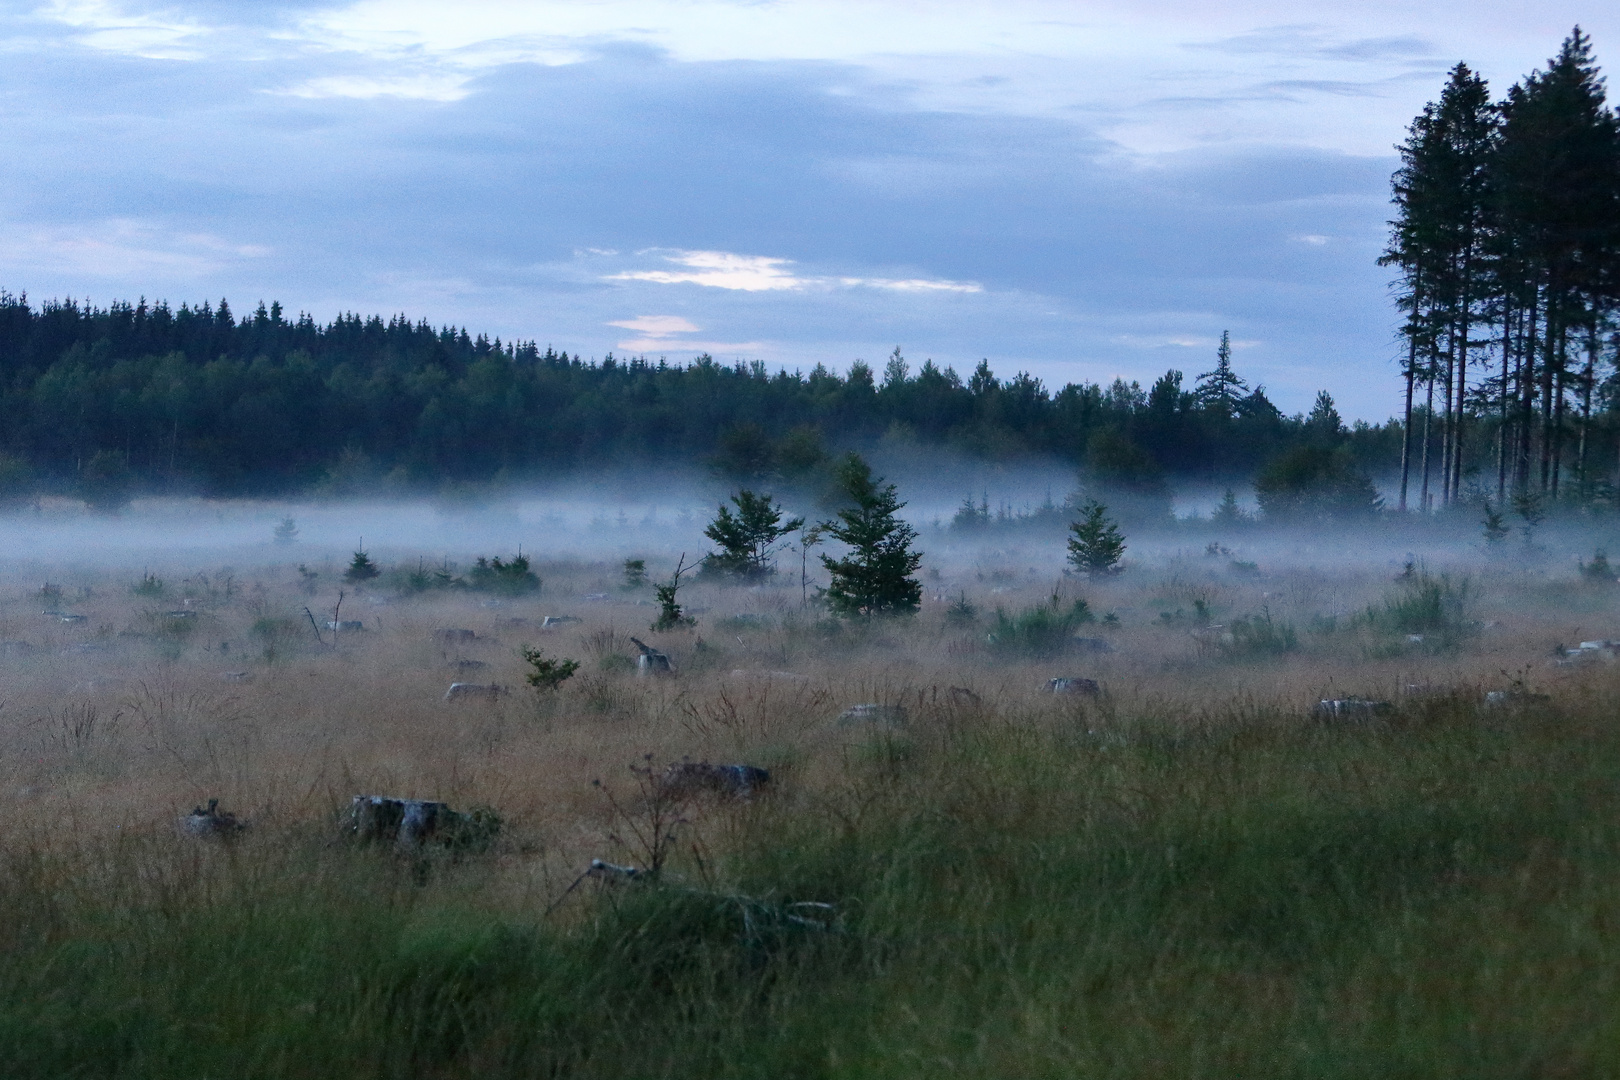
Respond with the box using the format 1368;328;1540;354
1195;331;1247;419
819;454;923;616
1067;499;1126;574
344;546;380;583
703;490;804;580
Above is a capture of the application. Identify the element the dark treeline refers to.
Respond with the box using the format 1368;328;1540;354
1385;28;1620;513
0;292;1396;505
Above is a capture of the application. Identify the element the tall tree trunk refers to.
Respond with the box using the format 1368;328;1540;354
1420;371;1436;512
1399;331;1417;512
1577;321;1596;493
1440;335;1456;506
1539;301;1558;494
1498;301;1514;502
1551;319;1569;498
1451;264;1474;504
1519;288;1540;492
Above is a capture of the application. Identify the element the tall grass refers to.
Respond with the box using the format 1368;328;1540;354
4;693;1618;1078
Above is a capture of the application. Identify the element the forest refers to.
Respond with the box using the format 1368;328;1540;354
1385;28;1620;514
0;291;1393;508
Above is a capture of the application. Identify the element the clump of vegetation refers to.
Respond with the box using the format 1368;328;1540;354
986;596;1095;656
945;592;977;626
702;490;803;581
1361;568;1474;648
400;556;458;592
1066;499;1125;575
1482;500;1510;544
0;452;36;509
296;564;320;595
520;646;580;691
251;615;305;662
1254;446;1381;521
621;558;648;590
130;571;165;597
467;553;540;596
272;517;298;545
439;804;503;853
343;546;380;584
1512;489;1544;547
80;449;133;513
1218;609;1298;657
819;454;922;617
653;554;699;631
1580;551;1615;584
1210;489;1247;526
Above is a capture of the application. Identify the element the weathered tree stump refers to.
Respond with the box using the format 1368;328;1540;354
658;761;771;800
837;703;907;728
1312;698;1392;720
178;798;245;838
347;795;449;849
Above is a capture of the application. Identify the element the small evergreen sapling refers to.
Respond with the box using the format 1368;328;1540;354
652;553;700;631
1067;500;1126;575
1481;500;1510;544
621;559;648;590
273;517;298;545
1210;489;1246;526
343;545;380;584
521;646;580;690
703;490;804;580
818;454;923;617
1511;489;1544;548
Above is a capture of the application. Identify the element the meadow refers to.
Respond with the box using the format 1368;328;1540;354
1;504;1617;1078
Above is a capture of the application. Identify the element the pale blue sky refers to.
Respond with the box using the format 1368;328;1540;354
1;1;1610;418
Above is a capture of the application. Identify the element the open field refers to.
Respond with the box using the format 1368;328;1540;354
1;503;1618;1077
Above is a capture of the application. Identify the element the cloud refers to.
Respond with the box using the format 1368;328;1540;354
607;250;801;292
608;315;700;334
0;218;270;279
603;312;764;356
606;250;981;294
280;73;474;101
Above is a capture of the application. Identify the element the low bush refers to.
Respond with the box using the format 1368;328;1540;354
986;596;1094;656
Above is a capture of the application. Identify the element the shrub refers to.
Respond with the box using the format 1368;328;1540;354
521;646;579;691
130;571;165;597
467;554;539;596
622;559;648;590
80;450;133;513
1580;551;1615;584
1219;609;1298;657
986;596;1095;656
1361;569;1474;648
1254;446;1381;521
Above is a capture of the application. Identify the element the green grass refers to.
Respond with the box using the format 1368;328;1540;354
3;694;1618;1078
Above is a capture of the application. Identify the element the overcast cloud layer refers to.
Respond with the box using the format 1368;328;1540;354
1;1;1611;419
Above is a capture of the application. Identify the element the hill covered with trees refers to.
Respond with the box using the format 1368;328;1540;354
0;292;1392;505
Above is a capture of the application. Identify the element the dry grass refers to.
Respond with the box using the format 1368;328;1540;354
0;544;1617;1076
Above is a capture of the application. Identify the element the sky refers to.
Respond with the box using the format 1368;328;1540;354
0;1;1611;420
